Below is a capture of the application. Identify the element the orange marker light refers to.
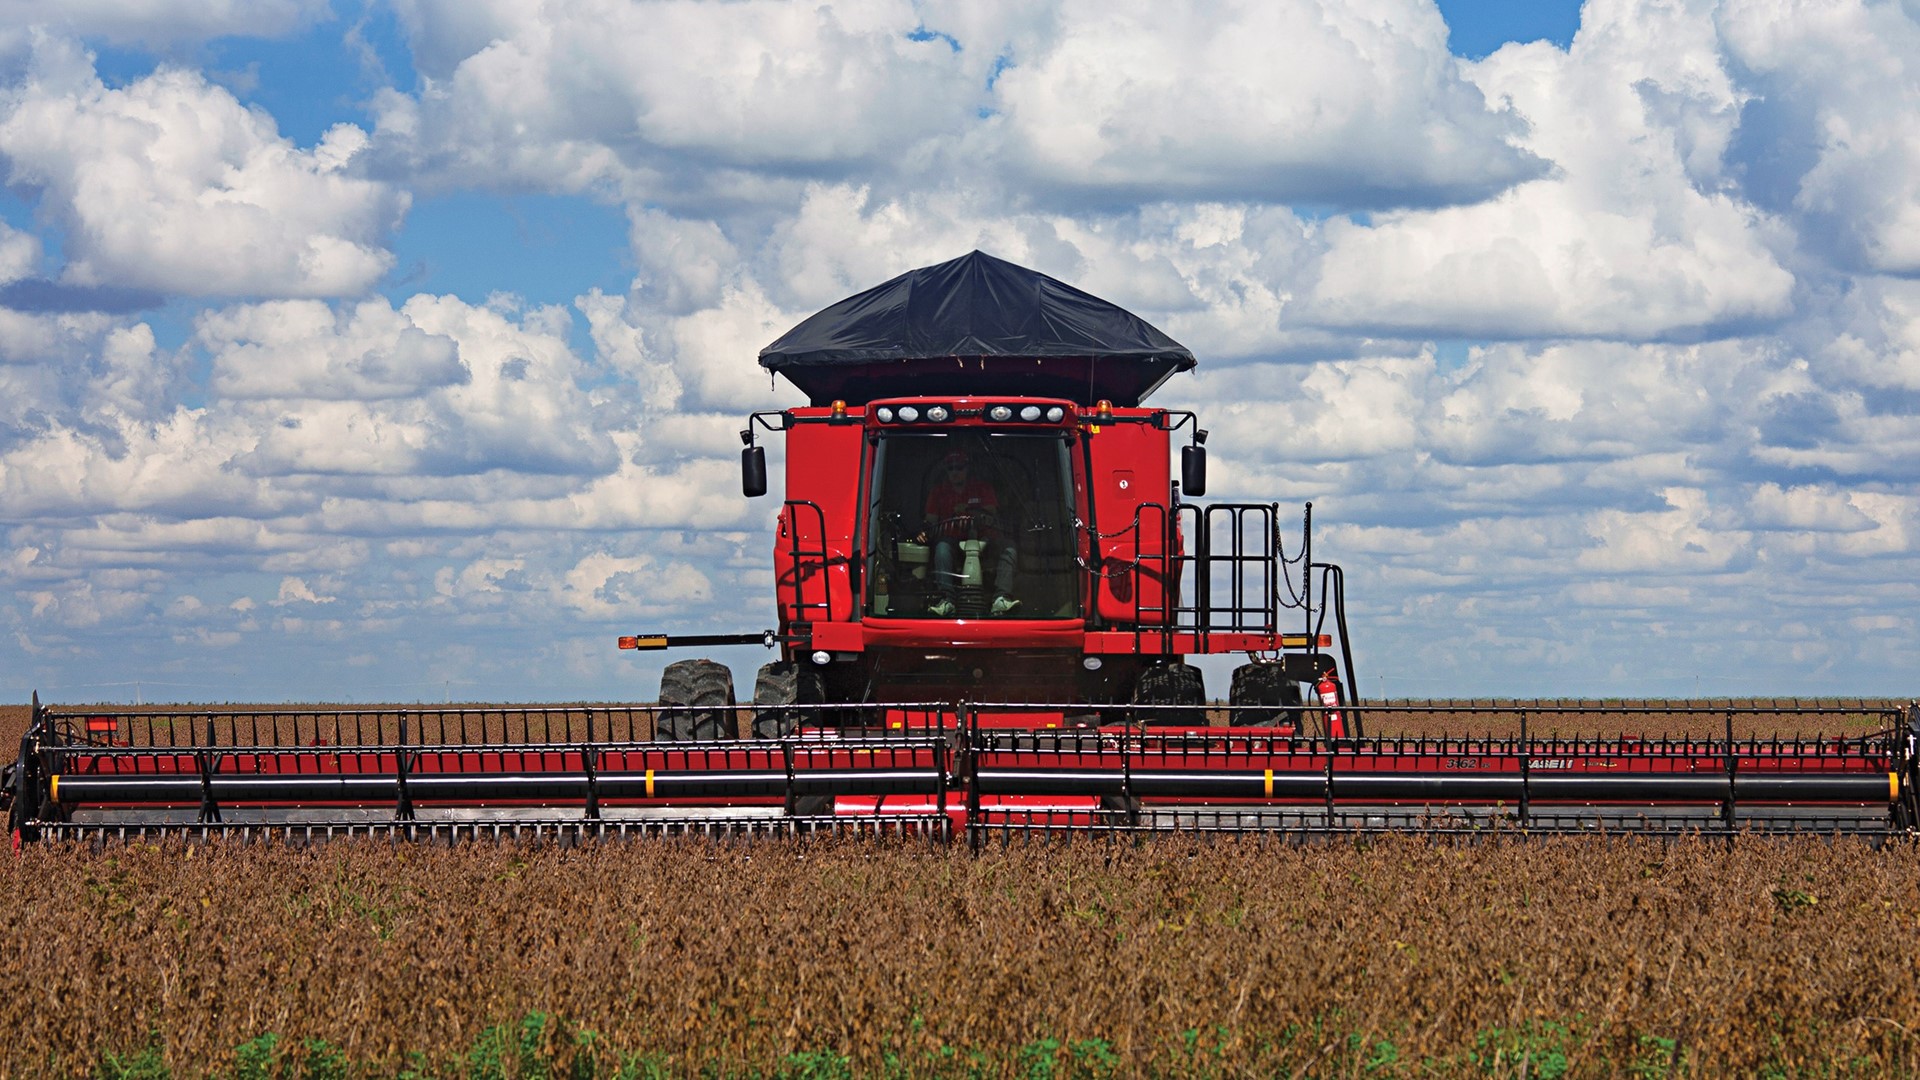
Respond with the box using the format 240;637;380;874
831;399;847;419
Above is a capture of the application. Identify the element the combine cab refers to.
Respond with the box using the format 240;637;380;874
8;252;1919;843
635;250;1357;724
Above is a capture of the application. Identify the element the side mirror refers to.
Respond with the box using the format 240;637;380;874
1181;444;1206;498
742;445;767;498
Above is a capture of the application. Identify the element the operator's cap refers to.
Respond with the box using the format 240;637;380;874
941;450;968;467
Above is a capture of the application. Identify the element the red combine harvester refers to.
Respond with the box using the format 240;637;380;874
7;252;1918;844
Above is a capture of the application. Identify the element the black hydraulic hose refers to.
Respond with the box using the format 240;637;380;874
8;693;45;837
1331;566;1362;736
1309;563;1362;738
1302;503;1313;642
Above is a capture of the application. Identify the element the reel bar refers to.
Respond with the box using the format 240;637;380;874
31;703;952;751
48;766;945;808
969;806;1895;840
973;767;1893;804
35;814;955;845
12;699;1918;841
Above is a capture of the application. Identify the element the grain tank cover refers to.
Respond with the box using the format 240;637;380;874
759;250;1196;407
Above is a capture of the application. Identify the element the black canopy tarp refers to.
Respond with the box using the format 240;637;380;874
758;251;1196;406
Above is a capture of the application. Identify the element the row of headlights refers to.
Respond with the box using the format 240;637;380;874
873;403;951;423
988;404;1067;423
870;403;1069;424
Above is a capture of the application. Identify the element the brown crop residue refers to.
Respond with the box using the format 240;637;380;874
0;835;1916;1076
0;705;26;748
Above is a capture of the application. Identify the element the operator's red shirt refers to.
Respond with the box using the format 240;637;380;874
924;479;999;540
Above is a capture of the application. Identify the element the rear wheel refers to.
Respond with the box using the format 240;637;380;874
1132;662;1206;726
1228;663;1303;729
656;659;738;740
751;661;824;738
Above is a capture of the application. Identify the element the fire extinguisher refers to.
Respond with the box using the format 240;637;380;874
1315;669;1346;739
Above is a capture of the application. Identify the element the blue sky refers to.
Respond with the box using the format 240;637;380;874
1436;0;1581;57
1;0;1917;704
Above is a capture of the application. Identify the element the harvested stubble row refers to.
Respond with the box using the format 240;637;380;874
1;834;1917;1077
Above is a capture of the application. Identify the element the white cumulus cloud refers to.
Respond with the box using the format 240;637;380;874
1720;0;1920;274
377;0;985;196
373;0;1541;215
1304;0;1796;340
990;0;1543;206
0;0;329;48
201;299;468;401
0;36;406;297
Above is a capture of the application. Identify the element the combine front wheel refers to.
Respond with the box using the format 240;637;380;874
1228;663;1302;730
753;661;833;815
751;661;823;738
656;659;738;740
1132;662;1206;726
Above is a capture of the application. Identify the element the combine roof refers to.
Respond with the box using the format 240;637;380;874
758;250;1196;407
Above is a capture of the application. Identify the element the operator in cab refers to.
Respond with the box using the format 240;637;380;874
923;449;1019;616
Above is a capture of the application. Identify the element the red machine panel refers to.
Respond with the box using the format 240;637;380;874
776;409;864;628
1085;412;1174;626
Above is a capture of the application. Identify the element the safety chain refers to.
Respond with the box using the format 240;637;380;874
1072;517;1149;578
1274;513;1311;610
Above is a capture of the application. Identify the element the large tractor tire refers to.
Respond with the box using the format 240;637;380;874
753;660;833;815
656;659;738;740
751;661;825;739
1228;662;1303;729
1132;662;1207;726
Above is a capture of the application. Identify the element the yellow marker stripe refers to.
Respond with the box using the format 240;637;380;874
646;769;655;798
1892;772;1900;801
632;636;669;649
1264;769;1273;798
50;774;59;804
